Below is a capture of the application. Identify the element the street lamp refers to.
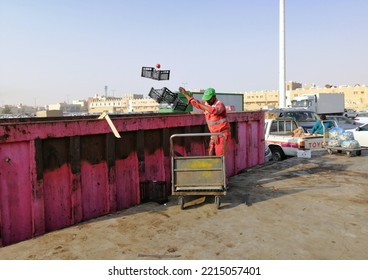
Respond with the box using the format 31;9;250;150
279;0;286;108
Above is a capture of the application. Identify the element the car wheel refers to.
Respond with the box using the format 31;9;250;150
270;146;286;161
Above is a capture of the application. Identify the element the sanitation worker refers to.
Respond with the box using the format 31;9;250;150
179;87;231;156
310;114;334;135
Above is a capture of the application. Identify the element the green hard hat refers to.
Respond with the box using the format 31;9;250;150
202;88;216;101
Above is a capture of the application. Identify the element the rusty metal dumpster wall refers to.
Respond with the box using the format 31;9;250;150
0;111;264;246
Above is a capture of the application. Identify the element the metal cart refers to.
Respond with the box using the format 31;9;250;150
321;121;368;157
325;145;367;157
170;133;227;209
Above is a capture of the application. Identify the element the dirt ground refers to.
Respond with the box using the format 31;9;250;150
1;150;368;260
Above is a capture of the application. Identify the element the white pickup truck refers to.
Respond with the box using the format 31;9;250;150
265;118;325;161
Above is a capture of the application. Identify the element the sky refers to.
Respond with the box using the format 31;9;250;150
1;0;368;106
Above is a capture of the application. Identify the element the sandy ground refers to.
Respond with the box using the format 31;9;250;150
1;150;368;260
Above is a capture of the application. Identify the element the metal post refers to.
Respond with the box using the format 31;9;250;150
279;0;286;108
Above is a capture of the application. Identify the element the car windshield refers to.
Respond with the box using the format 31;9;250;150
360;123;368;131
282;111;318;121
327;116;356;124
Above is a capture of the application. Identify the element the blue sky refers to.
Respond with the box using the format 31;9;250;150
1;0;367;106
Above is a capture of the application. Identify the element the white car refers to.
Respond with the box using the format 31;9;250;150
343;109;357;119
326;115;362;130
347;123;368;147
354;112;368;124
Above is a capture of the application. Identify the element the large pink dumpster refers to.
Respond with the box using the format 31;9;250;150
0;111;264;246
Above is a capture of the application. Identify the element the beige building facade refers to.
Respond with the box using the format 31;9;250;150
243;82;368;112
87;94;159;114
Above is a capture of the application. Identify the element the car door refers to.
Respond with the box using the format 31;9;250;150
353;124;368;147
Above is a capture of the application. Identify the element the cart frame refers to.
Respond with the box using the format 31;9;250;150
325;145;367;157
170;133;227;209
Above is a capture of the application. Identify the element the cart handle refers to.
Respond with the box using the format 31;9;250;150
170;132;226;157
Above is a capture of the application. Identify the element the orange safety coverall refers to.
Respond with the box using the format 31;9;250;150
188;97;231;156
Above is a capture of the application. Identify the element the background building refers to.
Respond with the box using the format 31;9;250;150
242;82;368;112
87;94;159;114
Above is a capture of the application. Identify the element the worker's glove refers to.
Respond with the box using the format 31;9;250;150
208;140;216;156
211;135;220;145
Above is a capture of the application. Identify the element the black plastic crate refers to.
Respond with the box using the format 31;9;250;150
141;67;170;81
148;87;163;103
161;87;178;104
141;67;154;79
173;99;188;111
140;180;168;204
153;70;170;81
148;87;178;104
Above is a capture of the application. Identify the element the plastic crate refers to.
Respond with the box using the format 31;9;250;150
153;70;170;80
161;87;178;104
149;87;178;104
141;67;154;79
141;67;170;80
173;99;188;111
148;87;163;103
140;180;168;204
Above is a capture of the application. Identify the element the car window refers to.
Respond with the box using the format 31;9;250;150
327;116;355;125
360;124;368;131
346;118;355;124
285;111;317;121
340;117;354;124
270;122;278;133
285;121;292;131
269;120;295;134
278;121;285;132
304;112;318;121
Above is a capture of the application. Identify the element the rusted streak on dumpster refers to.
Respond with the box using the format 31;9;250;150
30;140;46;238
0;111;265;246
0;142;33;245
115;153;140;210
80;161;109;220
43;164;73;231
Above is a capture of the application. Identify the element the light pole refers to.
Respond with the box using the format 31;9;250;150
279;0;286;108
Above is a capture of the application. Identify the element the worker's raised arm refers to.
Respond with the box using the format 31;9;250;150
178;87;212;113
178;87;191;100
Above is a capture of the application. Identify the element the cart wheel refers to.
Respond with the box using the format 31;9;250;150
346;151;352;157
356;150;362;156
214;196;221;209
327;148;333;155
178;196;184;209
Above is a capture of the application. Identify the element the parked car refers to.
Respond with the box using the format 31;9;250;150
347;123;368;147
325;115;362;130
265;145;273;162
354;112;368;124
343;109;357;119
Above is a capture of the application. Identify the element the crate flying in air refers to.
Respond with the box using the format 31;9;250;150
141;66;170;81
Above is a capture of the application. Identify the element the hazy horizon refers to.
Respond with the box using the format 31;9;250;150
1;0;368;106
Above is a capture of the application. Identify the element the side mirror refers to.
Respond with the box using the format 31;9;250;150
356;127;361;131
